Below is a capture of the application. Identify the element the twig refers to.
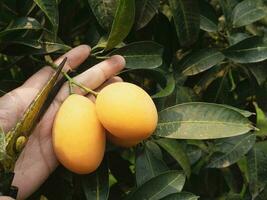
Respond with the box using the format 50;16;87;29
45;55;98;96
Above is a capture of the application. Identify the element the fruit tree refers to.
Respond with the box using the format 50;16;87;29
0;0;267;199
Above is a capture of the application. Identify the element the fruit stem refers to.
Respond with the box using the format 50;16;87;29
95;55;110;60
45;56;98;96
63;71;99;96
68;81;74;95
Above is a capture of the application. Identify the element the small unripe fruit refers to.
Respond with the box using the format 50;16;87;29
96;82;158;141
53;94;105;174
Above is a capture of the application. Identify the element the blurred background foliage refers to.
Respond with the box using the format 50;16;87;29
1;0;267;199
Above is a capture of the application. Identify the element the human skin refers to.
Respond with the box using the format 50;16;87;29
0;45;125;200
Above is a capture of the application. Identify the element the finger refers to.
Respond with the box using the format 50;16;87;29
54;55;125;104
95;76;123;92
74;55;125;91
86;76;123;102
22;45;91;90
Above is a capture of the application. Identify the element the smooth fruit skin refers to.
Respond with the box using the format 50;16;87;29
96;82;158;141
53;94;105;174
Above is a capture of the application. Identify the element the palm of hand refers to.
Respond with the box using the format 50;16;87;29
0;45;125;199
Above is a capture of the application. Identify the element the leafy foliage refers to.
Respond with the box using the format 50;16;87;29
104;0;135;50
156;139;191;177
155;102;254;139
81;161;109;200
126;171;186;200
223;36;267;63
180;49;225;76
168;0;200;47
232;0;267;28
135;141;168;186
0;0;267;199
206;133;256;168
108;41;164;69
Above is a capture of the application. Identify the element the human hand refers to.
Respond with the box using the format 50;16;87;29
0;45;125;199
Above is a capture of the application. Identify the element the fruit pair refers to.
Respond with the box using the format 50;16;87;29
52;82;158;174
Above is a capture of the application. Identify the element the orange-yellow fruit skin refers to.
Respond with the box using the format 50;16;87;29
52;94;105;174
96;82;158;141
107;132;140;148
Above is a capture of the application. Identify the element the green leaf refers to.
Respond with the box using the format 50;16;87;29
186;144;202;165
237;157;249;185
168;0;200;47
193;65;226;95
187;140;208;152
199;0;218;32
88;0;117;31
207;133;256;168
161;192;199;200
219;104;254;118
135;141;168;187
105;0;135;50
180;49;225;76
126;171;186;200
157;139;191;177
120;68;174;100
3;39;71;55
108;41;163;69
163;85;199;111
0;125;6;161
248;63;267;86
175;86;199;104
247;141;267;198
223;36;267;63
33;0;59;36
228;32;251;45
247;148;262;196
135;0;160;30
232;0;267;28
81;161;109;200
152;74;175;99
0;17;42;38
154;102;255;139
219;0;240;26
253;102;267;137
5;58;66;158
222;167;244;193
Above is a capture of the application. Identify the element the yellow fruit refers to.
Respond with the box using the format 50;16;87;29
107;132;140;148
52;94;105;174
96;82;158;141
